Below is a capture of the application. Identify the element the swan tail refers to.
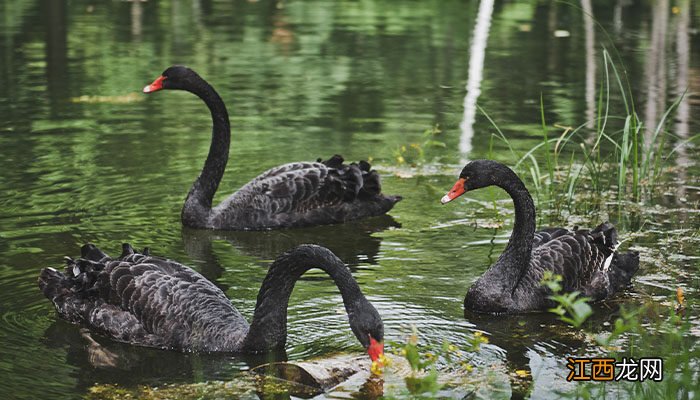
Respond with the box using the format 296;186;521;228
608;251;640;291
39;244;115;323
38;267;93;324
39;267;163;348
590;221;618;257
120;243;136;258
38;267;70;306
320;154;402;205
40;244;167;347
81;243;110;263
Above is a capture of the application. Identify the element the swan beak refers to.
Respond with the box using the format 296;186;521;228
368;336;384;363
143;75;166;93
441;178;467;204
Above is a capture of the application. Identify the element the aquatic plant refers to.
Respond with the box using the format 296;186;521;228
541;270;696;399
569;292;697;399
540;271;593;328
482;49;698;216
379;327;489;398
393;124;446;166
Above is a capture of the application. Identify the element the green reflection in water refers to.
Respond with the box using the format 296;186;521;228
0;0;698;398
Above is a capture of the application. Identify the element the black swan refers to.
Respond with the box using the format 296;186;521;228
440;160;639;314
38;244;384;361
142;65;401;230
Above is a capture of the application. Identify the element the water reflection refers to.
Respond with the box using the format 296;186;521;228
181;215;400;273
459;0;494;162
581;0;595;129
673;0;691;203
43;0;69;117
130;0;144;38
0;1;699;398
643;0;669;144
42;320;282;387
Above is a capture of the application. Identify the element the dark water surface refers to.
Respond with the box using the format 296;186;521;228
1;1;698;399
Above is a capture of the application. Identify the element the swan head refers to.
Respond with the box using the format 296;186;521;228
348;300;384;363
143;65;200;93
441;159;514;204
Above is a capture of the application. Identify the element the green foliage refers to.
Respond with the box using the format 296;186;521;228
572;292;697;399
540;271;593;328
548;291;593;328
394;124;446;166
481;50;699;216
404;369;441;396
540;278;696;399
388;327;488;397
398;328;443;396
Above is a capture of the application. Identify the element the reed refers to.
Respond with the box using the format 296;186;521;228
483;49;697;216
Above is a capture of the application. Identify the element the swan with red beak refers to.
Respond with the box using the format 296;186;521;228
439;159;639;314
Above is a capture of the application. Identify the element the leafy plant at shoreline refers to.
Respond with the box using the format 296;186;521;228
539;269;697;399
541;271;593;328
574;291;697;399
481;49;698;215
386;327;488;398
394;124;446;166
402;333;442;396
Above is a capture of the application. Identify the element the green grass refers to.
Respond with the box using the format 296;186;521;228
572;294;697;399
470;36;698;400
541;274;697;399
481;49;697;218
383;327;489;399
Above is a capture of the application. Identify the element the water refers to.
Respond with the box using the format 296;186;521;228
1;1;698;398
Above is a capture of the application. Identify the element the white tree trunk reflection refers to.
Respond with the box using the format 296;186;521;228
643;0;669;146
674;0;690;201
459;0;494;162
581;0;595;129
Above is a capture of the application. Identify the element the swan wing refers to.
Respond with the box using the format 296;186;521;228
250;161;327;181
527;226;616;292
532;227;572;248
41;244;248;351
226;158;367;215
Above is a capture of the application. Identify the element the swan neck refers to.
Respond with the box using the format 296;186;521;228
242;247;364;352
182;79;230;226
497;173;536;283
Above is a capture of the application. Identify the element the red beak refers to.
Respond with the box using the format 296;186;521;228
368;336;384;362
441;178;467;204
143;75;166;93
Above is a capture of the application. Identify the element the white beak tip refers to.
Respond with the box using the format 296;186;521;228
440;195;453;204
143;85;152;93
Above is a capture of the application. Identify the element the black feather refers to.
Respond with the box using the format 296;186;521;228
147;66;401;230
447;160;640;314
38;243;383;355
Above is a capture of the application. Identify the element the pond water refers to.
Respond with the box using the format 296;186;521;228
0;1;698;399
